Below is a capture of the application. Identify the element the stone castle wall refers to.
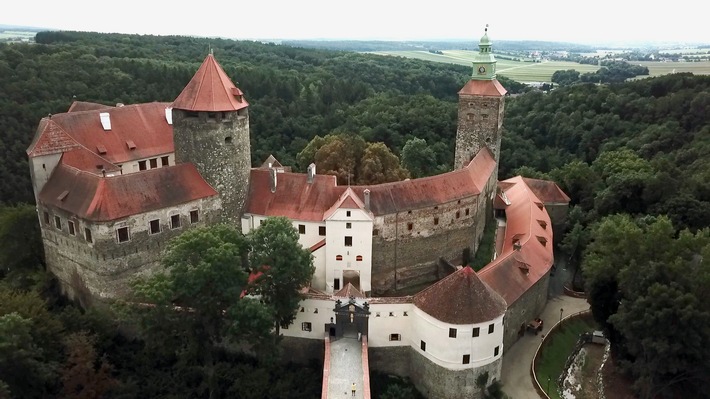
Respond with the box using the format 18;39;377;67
501;271;551;351
454;95;505;171
40;197;221;305
370;172;497;295
172;110;251;225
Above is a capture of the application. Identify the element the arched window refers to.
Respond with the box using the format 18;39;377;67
356;255;363;261
336;255;343;261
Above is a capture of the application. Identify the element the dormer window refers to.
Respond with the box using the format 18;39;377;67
96;145;107;155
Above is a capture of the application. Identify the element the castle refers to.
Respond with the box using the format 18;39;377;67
27;29;569;398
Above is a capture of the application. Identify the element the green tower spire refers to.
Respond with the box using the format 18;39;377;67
470;25;497;80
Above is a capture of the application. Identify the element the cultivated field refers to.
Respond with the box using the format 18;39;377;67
372;50;710;82
371;50;599;82
0;30;36;42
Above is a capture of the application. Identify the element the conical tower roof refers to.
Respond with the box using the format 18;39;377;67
173;53;249;112
414;266;506;324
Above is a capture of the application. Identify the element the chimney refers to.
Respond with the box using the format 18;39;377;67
270;167;277;193
99;112;111;131
307;163;316;184
364;189;371;212
165;107;173;125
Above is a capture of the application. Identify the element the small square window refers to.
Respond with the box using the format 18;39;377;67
356;255;363;261
298;224;306;234
149;158;158;169
138;160;147;171
171;214;181;229
336;255;343;261
488;323;495;334
373;229;379;236
302;322;312;332
494;346;500;357
68;220;76;236
117;227;130;243
389;334;401;341
449;328;457;338
473;327;480;337
43;211;50;224
54;216;62;230
190;210;199;224
346;211;351;217
376;312;381;317
161;156;169;166
420;341;426;351
389;312;394;317
149;219;161;234
463;354;470;364
346;222;352;229
407;222;413;231
84;228;93;243
319;226;326;236
403;311;408;317
344;236;352;247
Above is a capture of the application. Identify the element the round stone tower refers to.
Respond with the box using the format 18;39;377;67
171;53;251;224
454;26;507;175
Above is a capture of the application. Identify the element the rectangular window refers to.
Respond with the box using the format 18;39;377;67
161;156;169;166
407;222;413;231
334;278;340;290
346;211;351;217
473;327;480;337
494;346;500;357
346;222;352;229
456;210;461;219
319;226;326;236
449;328;457;338
190;210;199;224
488;323;495;334
389;334;401;341
298;224;306;234
68;221;76;236
149;219;161;234
373;229;379;236
149;158;158;169
171;214;181;229
138;160;147;171
465;208;470;216
117;227;130;243
302;322;312;332
434;217;439;225
463;354;470;364
420;341;426;351
43;211;50;224
344;236;352;247
84;228;93;243
54;216;62;230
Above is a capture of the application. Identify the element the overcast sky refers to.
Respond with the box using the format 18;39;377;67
3;0;707;45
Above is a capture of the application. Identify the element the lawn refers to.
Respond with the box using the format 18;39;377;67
535;313;598;399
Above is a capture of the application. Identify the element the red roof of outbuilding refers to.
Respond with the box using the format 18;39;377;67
334;283;366;299
39;163;217;222
244;148;496;220
478;176;554;305
414;266;506;324
60;148;121;175
522;177;571;204
27;102;174;165
458;79;507;97
172;54;249;112
67;101;112;113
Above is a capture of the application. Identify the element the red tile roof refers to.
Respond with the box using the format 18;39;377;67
309;239;326;252
244;148;496;220
39;163;217;222
67;101;112;113
334;283;366;299
522;177;571;204
60;148;121;175
323;188;367;219
414;266;506;324
458;79;507;97
28;103;174;166
478;176;554;305
172;54;249;112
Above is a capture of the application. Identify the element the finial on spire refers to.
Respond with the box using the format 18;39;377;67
209;44;213;55
485;24;488;33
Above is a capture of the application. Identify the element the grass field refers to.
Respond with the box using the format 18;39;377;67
372;50;710;82
535;314;598;399
0;30;36;41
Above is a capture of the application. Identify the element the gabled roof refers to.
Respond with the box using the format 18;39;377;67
478;176;555;305
414;266;506;324
60;148;121;175
458;79;507;97
522;177;571;204
172;54;249;112
323;187;368;220
334;283;365;299
260;154;282;169
38;163;217;222
244;148;497;221
27;102;174;165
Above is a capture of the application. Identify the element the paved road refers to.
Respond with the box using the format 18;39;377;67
327;337;365;399
501;295;590;399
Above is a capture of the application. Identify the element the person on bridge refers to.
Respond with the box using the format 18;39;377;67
351;382;356;396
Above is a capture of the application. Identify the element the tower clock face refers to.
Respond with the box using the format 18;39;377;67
478;66;486;74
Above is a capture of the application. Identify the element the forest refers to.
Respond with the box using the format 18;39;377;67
1;30;709;398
